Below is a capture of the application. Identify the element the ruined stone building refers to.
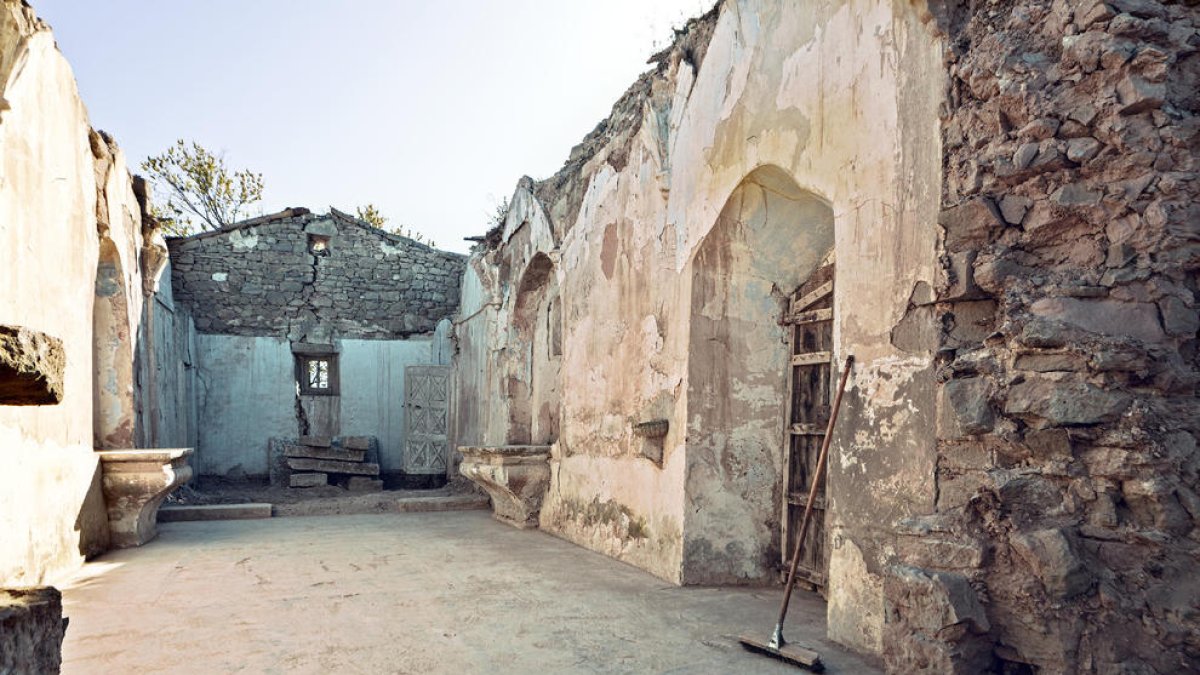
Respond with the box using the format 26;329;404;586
167;208;464;484
454;1;1200;672
3;0;1199;673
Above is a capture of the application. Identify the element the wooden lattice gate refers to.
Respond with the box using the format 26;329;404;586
782;263;835;589
404;365;451;476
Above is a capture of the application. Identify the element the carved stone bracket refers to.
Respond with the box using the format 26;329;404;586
96;448;193;548
458;445;551;528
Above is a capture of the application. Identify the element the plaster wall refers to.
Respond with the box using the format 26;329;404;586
194;333;448;477
142;266;199;451
0;2;160;585
192;335;298;477
456;0;947;645
340;337;448;474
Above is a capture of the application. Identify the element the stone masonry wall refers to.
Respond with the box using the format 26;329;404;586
168;209;465;339
885;0;1200;672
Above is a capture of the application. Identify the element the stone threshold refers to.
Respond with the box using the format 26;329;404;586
159;492;489;521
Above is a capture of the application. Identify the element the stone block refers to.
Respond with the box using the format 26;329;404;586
942;251;985;301
998;194;1036;225
158;503;273;522
1117;74;1165;115
883;565;992;674
286;457;380;476
346;477;383;492
1158;296;1199;337
938;197;1003;251
299;435;332;447
1122;478;1193;535
1010;528;1091;598
340;436;373;450
283;444;366;462
290;473;328;488
1004;378;1131;426
1024;428;1072;458
946;300;996;347
0;325;65;405
0;587;65;674
938;378;994;439
1013;352;1087;372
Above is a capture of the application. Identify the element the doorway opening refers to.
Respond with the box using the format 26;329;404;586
683;165;834;585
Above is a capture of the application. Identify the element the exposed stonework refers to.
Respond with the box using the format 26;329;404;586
882;0;1200;672
168;208;465;340
0;587;65;673
0;325;65;405
456;0;1200;671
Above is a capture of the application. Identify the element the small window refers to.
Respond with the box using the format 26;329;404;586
297;355;338;395
308;234;331;256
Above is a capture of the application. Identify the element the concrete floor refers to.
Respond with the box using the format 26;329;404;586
60;512;881;674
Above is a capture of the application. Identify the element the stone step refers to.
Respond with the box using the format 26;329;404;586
298;435;332;448
271;492;490;518
283;444;366;462
290;473;328;488
340;436;373;450
286;457;380;476
158;503;273;522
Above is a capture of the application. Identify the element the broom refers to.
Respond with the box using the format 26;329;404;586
738;354;855;671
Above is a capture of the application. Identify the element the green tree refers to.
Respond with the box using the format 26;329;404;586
141;140;264;235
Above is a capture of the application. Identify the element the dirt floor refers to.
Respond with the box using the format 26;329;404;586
59;511;881;674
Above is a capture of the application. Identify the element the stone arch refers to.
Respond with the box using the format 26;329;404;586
682;165;835;584
93;236;136;449
505;252;561;445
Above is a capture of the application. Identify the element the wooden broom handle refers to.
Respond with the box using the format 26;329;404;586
775;354;855;632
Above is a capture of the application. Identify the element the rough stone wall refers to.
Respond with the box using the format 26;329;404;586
0;0;170;585
883;0;1200;672
168;209;465;340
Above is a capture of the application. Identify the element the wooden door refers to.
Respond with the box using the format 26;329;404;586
782;263;834;589
404;365;452;475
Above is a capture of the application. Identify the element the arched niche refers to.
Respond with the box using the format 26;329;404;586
93;236;136;449
683;165;835;585
505;252;562;446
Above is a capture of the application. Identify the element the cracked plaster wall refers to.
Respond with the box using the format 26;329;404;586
0;0;176;585
455;0;947;630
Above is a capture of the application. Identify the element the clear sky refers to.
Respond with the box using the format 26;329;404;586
32;0;712;253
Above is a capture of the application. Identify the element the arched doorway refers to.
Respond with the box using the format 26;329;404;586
506;253;561;446
683;165;835;585
93;237;136;449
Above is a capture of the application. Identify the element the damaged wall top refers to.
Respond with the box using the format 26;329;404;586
168;208;466;340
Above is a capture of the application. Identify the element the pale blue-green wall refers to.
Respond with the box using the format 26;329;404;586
193;331;450;477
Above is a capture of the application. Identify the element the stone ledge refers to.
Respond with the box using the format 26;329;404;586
158;503;274;522
0;325;65;405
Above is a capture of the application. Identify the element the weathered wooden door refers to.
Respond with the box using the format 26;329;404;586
403;365;452;476
782;263;834;589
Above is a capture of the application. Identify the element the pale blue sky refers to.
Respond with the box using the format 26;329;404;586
33;0;712;252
